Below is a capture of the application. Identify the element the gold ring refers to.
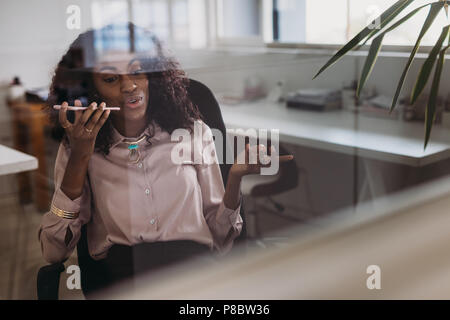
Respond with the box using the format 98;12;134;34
62;124;70;129
84;127;93;133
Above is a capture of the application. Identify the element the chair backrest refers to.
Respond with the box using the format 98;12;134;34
186;79;247;242
77;79;247;296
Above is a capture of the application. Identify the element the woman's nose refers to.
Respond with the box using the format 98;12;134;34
120;75;137;93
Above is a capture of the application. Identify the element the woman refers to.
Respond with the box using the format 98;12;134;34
39;23;293;295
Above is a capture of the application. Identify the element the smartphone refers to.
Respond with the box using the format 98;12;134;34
53;105;120;111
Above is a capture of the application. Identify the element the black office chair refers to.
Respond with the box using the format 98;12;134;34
36;79;247;300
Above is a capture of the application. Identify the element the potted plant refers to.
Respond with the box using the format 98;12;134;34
315;0;449;147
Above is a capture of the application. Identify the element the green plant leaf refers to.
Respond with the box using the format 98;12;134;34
411;25;450;104
424;45;449;148
359;2;431;48
357;34;385;97
390;2;445;112
313;0;415;79
356;3;434;97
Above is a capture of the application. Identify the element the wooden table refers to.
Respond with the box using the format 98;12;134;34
7;101;50;212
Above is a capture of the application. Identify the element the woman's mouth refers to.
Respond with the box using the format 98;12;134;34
124;96;144;109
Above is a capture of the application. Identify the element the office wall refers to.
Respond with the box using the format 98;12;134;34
185;52;355;95
185;51;450;103
0;0;94;148
0;0;93;88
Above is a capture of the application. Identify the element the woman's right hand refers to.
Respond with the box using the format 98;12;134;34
59;99;111;160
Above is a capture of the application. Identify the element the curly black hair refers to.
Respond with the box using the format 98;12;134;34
45;22;202;156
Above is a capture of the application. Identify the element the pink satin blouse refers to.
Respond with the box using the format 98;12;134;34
38;120;243;264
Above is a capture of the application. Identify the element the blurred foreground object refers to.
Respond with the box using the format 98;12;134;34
98;175;450;299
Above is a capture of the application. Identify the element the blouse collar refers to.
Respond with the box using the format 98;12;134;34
110;120;164;150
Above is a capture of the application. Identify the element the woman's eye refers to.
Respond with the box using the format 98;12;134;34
103;76;118;83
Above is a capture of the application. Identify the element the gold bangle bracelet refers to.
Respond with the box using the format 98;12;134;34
51;204;79;220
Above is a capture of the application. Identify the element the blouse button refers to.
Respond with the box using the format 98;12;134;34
145;188;150;195
138;163;143;168
150;218;155;225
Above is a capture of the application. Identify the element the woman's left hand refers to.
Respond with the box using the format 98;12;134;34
229;143;294;179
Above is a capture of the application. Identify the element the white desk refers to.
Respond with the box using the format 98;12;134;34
220;101;450;167
0;144;38;175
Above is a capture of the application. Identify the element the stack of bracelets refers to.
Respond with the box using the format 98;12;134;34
51;203;79;219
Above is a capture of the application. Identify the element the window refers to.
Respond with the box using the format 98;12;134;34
91;0;207;48
132;0;170;41
215;0;264;45
271;0;450;46
217;0;262;39
90;0;450;49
